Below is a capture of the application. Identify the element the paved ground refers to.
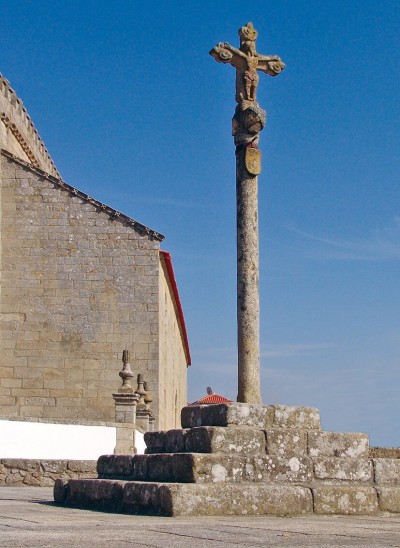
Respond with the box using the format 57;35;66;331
1;486;400;547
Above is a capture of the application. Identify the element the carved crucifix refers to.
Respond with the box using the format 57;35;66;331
210;24;285;404
210;22;285;105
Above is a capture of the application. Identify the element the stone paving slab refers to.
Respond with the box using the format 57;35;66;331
1;487;400;547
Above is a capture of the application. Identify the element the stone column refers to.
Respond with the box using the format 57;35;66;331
232;103;265;404
210;23;285;404
236;146;261;403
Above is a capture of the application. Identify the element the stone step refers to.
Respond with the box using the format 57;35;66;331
55;478;313;516
376;487;400;512
54;478;127;513
144;426;266;455
98;453;314;484
55;478;400;516
145;426;369;459
266;430;369;458
181;403;321;430
98;453;376;486
265;428;308;456
313;457;373;482
373;458;400;485
307;431;369;458
313;485;378;515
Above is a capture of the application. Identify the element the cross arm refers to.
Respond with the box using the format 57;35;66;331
209;42;246;69
256;55;286;76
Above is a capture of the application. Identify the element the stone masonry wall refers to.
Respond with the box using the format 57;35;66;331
158;256;188;430
0;153;162;425
0;75;60;177
0;459;96;487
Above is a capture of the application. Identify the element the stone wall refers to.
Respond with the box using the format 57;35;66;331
158;255;188;430
0;152;163;425
0;459;96;487
0;75;60;177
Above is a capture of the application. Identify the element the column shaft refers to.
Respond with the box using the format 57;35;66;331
236;148;261;403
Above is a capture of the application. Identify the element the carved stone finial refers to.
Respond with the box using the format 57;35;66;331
134;373;147;406
112;352;140;430
143;381;153;410
133;375;156;433
118;349;134;393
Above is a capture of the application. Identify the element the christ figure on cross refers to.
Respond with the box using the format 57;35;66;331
210;22;285;104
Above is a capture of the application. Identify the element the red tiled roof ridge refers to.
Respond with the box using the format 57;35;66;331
190;393;233;405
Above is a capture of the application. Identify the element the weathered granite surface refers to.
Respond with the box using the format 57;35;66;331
145;426;265;454
56;478;312;517
313;457;373;482
373;458;400;485
313;485;379;515
370;446;400;459
54;404;400;516
376;487;400;512
180;404;320;430
308;431;369;458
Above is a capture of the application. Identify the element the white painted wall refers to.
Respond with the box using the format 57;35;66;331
0;420;117;460
135;430;146;455
0;421;147;459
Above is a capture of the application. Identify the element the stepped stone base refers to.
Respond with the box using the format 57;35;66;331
54;403;400;517
55;479;313;516
55;478;400;517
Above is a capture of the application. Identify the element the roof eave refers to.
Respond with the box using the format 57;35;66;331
160;250;191;366
0;149;165;242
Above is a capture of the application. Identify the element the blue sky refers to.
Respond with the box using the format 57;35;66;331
2;1;399;446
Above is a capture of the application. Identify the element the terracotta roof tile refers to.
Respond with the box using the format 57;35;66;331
190;394;233;405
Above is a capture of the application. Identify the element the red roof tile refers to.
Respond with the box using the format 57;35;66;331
190;394;233;405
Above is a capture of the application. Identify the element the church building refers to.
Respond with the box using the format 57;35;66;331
0;74;190;432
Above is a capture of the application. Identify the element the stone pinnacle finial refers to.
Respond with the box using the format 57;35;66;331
143;381;153;410
135;373;147;406
134;375;155;432
118;349;134;393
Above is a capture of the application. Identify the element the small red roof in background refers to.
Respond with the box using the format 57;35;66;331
190;394;233;405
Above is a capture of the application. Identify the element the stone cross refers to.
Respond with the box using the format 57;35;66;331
210;23;285;403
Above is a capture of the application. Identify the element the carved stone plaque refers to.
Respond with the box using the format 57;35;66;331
245;147;261;175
